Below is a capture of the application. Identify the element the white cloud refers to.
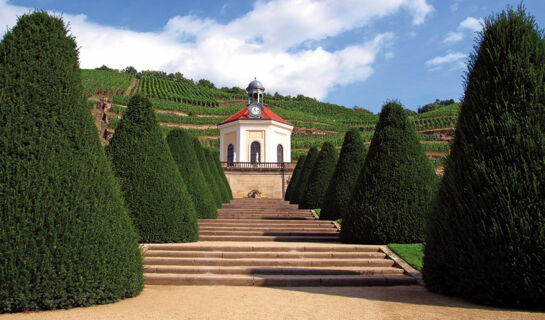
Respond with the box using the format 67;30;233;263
425;52;467;71
0;0;433;99
443;16;483;44
450;0;462;12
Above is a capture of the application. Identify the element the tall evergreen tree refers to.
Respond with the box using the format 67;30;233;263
285;155;307;201
166;129;217;219
211;149;233;200
424;7;545;308
192;138;222;207
205;148;230;203
107;95;198;243
341;101;437;244
0;12;142;312
320;129;368;221
300;142;338;209
291;147;319;204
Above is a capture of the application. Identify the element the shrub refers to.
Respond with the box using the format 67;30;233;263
213;149;233;200
341;101;437;244
291;147;319;204
166;129;218;219
192;138;222;207
284;155;307;201
424;7;545;308
320;129;367;220
300;142;338;209
204;148;230;204
0;12;142;312
106;94;198;243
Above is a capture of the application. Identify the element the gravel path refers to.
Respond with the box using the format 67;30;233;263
1;285;542;320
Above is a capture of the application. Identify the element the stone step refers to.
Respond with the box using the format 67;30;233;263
143;257;393;267
217;215;315;219
144;244;382;252
199;219;332;224
219;208;311;212
199;231;339;236
144;250;384;259
144;274;417;286
144;265;404;276
199;226;337;232
198;235;340;242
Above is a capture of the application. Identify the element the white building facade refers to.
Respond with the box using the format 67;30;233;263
218;79;293;164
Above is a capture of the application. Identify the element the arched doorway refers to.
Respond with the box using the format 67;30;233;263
277;144;284;163
227;144;234;162
250;141;261;163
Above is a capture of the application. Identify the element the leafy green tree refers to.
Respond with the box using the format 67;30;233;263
300;143;338;209
320;129;368;221
204;148;230;203
284;155;307;201
0;12;142;312
291;147;319;204
341;101;437;244
107;94;198;242
166;129;218;219
424;7;545;308
192;139;222;207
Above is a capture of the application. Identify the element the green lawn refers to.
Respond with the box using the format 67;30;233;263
388;243;424;271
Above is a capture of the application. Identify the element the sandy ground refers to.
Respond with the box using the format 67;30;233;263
1;285;543;320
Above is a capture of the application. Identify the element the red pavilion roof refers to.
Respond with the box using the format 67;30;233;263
218;104;292;126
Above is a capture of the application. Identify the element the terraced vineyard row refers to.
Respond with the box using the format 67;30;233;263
136;76;245;107
82;69;133;96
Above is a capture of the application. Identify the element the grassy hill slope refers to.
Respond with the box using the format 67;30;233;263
83;69;458;166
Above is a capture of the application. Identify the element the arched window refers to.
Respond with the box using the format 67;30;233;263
250;141;261;163
227;144;234;162
277;144;284;163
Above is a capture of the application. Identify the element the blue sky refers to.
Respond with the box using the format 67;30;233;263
2;0;545;113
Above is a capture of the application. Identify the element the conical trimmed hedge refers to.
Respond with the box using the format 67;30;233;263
320;129;367;221
341;101;437;244
0;12;142;312
285;155;307;201
166;129;217;219
211;149;233;200
300;142;338;209
106;95;198;243
424;7;545;308
291;147;319;204
192;139;222;207
205;148;230;203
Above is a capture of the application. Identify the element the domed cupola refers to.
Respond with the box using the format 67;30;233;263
246;77;265;106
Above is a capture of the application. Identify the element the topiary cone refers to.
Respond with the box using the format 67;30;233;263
424;6;545;308
341;101;437;244
192;138;223;208
107;94;198;243
320;129;367;221
291;147;319;204
167;129;218;219
285;155;307;201
300;142;338;209
0;12;142;312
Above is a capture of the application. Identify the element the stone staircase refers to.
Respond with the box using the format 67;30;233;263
143;199;419;286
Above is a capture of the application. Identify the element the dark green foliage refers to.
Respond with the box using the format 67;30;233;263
166;129;217;219
211;150;233;200
192;139;223;208
300;142;338;209
341;101;437;244
106;94;198;243
424;7;545;308
204;148;230;203
320;129;368;220
284;155;307;201
291;147;319;204
0;12;142;312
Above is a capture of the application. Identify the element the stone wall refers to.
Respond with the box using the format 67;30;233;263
222;164;295;199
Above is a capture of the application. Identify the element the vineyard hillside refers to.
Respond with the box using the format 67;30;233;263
83;69;458;168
